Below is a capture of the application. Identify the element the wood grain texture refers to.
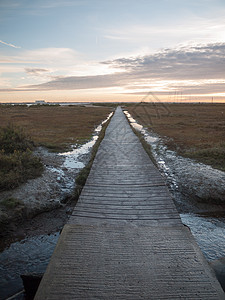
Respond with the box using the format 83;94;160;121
35;107;224;299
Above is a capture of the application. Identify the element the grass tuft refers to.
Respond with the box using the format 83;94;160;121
183;145;225;171
0;124;34;154
0;126;43;191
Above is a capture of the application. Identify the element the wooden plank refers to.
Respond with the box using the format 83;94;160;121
35;225;224;299
35;107;224;299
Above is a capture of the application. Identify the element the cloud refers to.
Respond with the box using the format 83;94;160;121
0;39;21;49
0;65;24;74
20;73;127;91
25;68;50;75
103;43;225;81
0;47;81;65
125;81;225;96
22;48;80;64
102;15;225;48
1;42;225;96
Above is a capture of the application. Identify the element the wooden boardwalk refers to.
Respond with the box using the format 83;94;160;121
35;107;224;299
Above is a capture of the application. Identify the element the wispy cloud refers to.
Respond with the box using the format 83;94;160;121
0;39;21;49
0;47;81;65
20;73;125;91
25;68;50;75
1;43;225;97
103;15;225;50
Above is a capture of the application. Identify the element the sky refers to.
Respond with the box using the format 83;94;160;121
0;0;225;103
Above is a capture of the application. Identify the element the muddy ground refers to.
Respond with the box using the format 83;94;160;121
0;115;225;297
0;146;90;251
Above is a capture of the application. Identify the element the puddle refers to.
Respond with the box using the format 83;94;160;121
1;110;223;298
125;110;225;262
60;112;113;170
180;214;225;261
41;112;113;194
0;233;59;299
124;111;159;143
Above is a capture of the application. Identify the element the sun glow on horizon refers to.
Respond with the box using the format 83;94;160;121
1;1;225;104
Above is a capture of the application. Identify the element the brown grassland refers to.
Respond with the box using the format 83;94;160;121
126;103;225;171
0;104;112;151
0;104;112;191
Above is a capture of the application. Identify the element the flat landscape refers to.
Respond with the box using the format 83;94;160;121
0;104;112;192
0;103;225;299
126;103;225;171
0;104;112;151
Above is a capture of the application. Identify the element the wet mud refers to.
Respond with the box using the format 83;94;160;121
1;110;224;298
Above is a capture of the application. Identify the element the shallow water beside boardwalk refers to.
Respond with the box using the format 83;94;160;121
124;111;225;259
0;114;113;299
1;110;225;299
180;214;225;261
0;233;59;299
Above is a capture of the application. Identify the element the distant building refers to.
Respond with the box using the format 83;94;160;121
35;100;46;105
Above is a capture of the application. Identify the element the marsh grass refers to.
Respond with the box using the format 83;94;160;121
0;125;43;191
0;124;34;153
0;105;112;191
126;103;225;171
183;144;225;171
0;105;112;152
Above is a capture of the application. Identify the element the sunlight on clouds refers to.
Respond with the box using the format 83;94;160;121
71;61;120;78
0;88;137;103
2;47;119;77
1;42;225;102
1;0;225;103
124;79;225;95
0;47;123;89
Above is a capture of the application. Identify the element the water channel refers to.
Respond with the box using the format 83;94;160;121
0;110;224;299
0;113;113;300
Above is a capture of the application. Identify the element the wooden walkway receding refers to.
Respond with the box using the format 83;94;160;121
35;107;224;299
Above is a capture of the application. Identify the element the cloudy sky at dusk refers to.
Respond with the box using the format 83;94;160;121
0;0;225;102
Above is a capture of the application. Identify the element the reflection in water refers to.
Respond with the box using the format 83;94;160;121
60;112;113;170
124;110;225;262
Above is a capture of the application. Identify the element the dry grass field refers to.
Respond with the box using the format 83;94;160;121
0;104;112;151
126;103;225;171
0;104;112;191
